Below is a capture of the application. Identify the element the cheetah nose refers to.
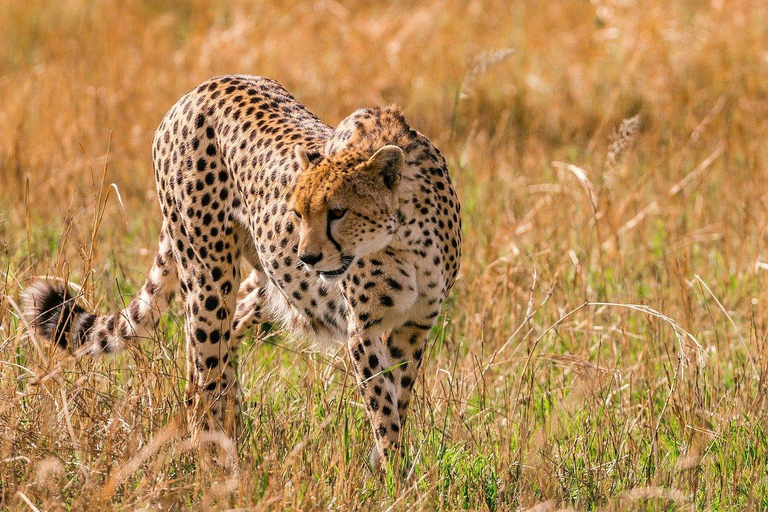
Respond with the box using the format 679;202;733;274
299;252;323;266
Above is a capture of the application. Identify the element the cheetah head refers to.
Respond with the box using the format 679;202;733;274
288;144;404;281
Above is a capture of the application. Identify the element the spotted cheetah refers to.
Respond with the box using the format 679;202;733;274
22;75;461;470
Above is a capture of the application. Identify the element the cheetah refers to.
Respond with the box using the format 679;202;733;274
22;75;461;471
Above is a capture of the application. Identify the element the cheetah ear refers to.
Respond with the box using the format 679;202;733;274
294;145;323;171
367;145;404;191
294;145;311;171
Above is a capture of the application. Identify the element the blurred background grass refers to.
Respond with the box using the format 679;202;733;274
2;0;768;509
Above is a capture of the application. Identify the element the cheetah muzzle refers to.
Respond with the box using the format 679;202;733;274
316;255;354;280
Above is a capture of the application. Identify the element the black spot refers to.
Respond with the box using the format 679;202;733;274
385;278;403;291
205;357;219;369
205;296;219;311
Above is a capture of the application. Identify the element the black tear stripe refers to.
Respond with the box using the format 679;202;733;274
326;218;342;252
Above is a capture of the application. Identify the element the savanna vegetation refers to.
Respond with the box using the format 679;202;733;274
2;0;768;509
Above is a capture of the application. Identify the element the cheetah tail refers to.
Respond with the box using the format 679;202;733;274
22;274;176;357
21;280;97;352
21;228;179;356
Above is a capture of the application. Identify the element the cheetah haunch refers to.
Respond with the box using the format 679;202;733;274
22;75;461;471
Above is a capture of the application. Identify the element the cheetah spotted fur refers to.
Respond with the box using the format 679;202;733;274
22;75;461;471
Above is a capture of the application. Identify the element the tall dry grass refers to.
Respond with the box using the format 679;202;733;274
2;0;768;509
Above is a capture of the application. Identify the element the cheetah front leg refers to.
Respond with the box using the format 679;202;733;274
355;317;435;473
342;252;428;472
383;318;434;437
347;329;402;472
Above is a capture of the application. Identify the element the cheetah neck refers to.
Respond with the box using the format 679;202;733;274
388;175;428;252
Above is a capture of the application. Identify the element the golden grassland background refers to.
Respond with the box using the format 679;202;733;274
2;0;768;509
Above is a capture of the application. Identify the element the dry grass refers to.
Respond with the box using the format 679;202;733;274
2;0;768;509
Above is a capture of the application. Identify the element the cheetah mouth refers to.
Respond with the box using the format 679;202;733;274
317;256;354;279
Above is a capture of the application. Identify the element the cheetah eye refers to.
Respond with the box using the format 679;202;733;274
328;208;347;221
291;210;302;220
